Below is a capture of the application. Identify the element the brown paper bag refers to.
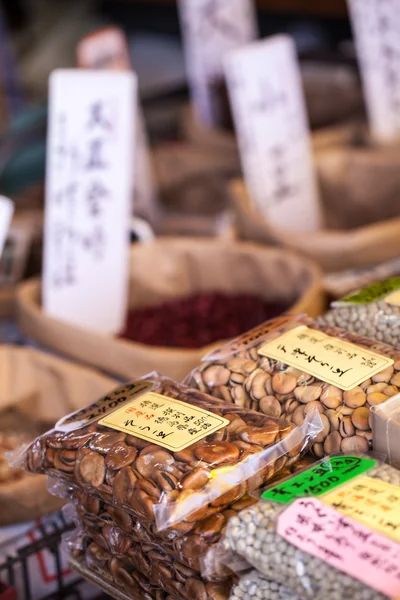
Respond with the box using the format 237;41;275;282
231;178;400;273
0;345;117;525
17;238;324;382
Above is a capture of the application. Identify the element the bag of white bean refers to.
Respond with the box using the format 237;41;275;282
204;458;400;600
320;277;400;348
185;315;400;456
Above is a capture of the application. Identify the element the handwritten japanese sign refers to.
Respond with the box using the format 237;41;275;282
43;69;136;334
322;475;400;543
278;497;400;598
0;196;14;258
262;456;376;503
348;0;400;143
258;325;394;390
178;0;257;126
98;392;230;451
225;35;322;231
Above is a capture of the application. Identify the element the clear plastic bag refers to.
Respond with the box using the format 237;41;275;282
320;276;400;347
185;314;400;457
64;518;234;600
13;373;321;532
207;460;400;600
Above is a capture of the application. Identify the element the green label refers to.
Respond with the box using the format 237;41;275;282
338;277;400;305
261;456;377;504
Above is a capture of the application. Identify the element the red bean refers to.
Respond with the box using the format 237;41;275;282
119;293;290;349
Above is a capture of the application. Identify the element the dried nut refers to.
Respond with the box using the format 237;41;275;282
271;372;297;394
105;443;137;470
323;431;342;454
113;466;137;503
284;398;299;414
341;435;369;453
312;442;325;458
320;385;342;409
79;450;105;487
240;424;278;445
259;396;282;417
371;365;394;382
153;470;178;492
366;382;388;395
367;392;389;406
382;385;398;397
193;513;225;538
292;405;305;426
137;478;162;499
391;372;400;386
136;449;175;478
351;407;370;430
339;416;355;438
294;385;322;403
224;414;248;434
89;432;127;453
203;366;230;387
181;467;210;490
194;442;240;465
210;482;247;507
343;387;366;408
314;414;330;443
230;386;249;407
303;400;325;415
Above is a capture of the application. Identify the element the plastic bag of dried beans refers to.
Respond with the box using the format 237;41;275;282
320;276;400;348
184;314;400;457
203;458;400;600
12;373;321;533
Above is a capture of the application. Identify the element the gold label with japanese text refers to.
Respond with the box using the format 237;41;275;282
98;392;230;452
258;325;394;391
322;475;400;543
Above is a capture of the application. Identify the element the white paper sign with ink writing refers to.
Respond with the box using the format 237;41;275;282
348;0;400;144
0;196;14;258
43;69;136;334
277;497;400;598
178;0;257;127
225;35;322;231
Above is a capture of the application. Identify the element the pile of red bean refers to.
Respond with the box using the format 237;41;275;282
120;293;291;348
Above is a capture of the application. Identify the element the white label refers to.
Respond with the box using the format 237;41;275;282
178;0;257;127
43;69;136;334
0;196;14;257
225;35;322;232
77;27;159;225
348;0;400;144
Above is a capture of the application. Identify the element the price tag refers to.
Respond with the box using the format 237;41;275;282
77;27;159;225
99;392;230;451
258;325;394;390
178;0;257;127
43;69;136;334
348;0;400;143
322;475;400;543
278;498;400;598
0;196;14;257
225;35;322;231
262;456;377;504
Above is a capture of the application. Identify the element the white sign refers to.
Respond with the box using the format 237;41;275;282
0;196;14;257
225;35;322;232
178;0;257;127
348;0;400;144
77;27;159;226
43;69;136;334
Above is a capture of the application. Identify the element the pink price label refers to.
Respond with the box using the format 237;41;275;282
277;497;400;598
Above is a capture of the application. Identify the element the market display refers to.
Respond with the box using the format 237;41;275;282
186;315;400;456
206;460;400;600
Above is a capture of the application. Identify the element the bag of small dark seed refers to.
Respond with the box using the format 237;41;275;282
203;457;400;600
320;276;400;348
11;373;321;534
185;314;400;457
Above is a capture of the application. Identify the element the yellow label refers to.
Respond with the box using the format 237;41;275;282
322;475;400;543
385;289;400;307
258;325;394;391
98;392;230;452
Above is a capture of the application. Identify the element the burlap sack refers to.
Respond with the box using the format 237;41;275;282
0;345;116;525
231;176;400;274
16;238;324;382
